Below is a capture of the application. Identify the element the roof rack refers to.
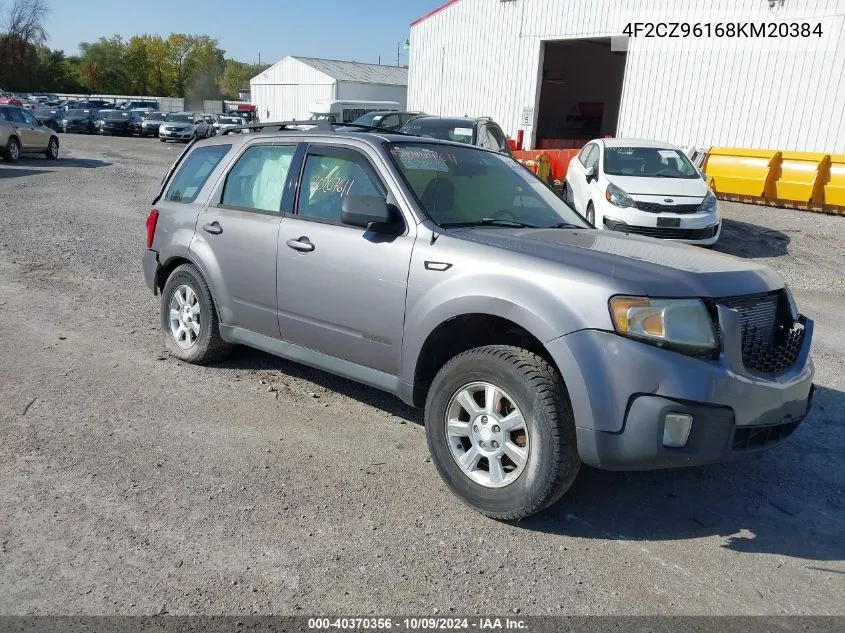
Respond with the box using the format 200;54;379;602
220;120;332;135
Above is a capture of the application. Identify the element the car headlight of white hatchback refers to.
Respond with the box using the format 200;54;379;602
605;182;636;208
610;296;717;354
698;191;718;213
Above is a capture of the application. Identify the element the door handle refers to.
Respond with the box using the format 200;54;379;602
203;221;223;235
286;236;315;252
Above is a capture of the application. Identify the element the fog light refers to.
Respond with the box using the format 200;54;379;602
663;413;693;448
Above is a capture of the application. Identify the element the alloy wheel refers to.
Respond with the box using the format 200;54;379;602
445;381;530;488
168;284;201;349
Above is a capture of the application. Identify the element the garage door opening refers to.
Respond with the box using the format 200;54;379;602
535;38;627;149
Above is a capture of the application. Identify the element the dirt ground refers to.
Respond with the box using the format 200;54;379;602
0;134;843;615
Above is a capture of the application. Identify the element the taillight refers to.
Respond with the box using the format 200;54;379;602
146;209;159;249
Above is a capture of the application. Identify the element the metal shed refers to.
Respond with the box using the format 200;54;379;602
408;0;845;152
250;56;408;122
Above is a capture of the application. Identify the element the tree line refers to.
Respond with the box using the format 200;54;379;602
0;0;267;100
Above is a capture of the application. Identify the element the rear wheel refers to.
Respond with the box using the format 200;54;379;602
160;263;231;364
5;137;20;163
424;345;580;520
44;137;59;160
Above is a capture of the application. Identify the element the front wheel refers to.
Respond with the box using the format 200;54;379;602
424;345;580;520
44;137;59;160
586;203;595;226
160;263;232;364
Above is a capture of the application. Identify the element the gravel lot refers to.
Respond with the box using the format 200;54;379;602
0;135;843;616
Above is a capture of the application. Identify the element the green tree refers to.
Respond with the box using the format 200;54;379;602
78;35;128;93
218;59;254;99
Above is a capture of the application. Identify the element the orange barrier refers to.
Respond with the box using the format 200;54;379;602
513;149;579;186
703;147;845;215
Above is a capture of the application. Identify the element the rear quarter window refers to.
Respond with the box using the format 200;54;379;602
165;145;231;204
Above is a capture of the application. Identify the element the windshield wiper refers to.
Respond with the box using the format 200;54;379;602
439;219;540;229
546;222;581;229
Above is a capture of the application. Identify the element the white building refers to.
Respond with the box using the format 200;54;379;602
250;56;408;122
408;0;845;152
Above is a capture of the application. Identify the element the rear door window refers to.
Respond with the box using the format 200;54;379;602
221;144;297;213
165;145;231;204
8;108;27;124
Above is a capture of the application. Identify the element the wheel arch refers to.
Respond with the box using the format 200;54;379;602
156;254;226;327
410;312;565;408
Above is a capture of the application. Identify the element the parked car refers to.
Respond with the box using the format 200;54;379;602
1;105;60;162
399;115;512;155
0;96;23;107
346;110;424;131
62;109;100;134
564;138;721;246
101;109;143;136
142;127;814;520
122;100;159;111
158;112;210;142
213;115;246;134
95;109;117;133
201;114;218;135
140;111;168;137
33;108;64;131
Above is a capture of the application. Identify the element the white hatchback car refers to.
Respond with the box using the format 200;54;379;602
564;138;721;246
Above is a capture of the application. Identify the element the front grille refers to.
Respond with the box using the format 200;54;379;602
635;202;701;214
732;418;801;451
609;224;718;240
718;292;805;375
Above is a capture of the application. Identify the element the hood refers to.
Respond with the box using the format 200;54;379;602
447;227;783;298
104;119;130;125
606;174;709;199
166;122;192;130
65;116;90;122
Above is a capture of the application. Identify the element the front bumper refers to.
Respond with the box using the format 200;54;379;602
547;323;814;471
598;198;721;245
63;124;91;133
159;128;193;140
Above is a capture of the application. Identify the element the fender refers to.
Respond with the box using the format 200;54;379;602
401;271;590;384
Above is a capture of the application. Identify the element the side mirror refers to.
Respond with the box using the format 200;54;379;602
341;195;402;234
584;165;597;182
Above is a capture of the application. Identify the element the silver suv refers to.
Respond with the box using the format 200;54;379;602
143;123;814;519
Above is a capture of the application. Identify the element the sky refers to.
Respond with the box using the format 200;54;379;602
46;0;441;65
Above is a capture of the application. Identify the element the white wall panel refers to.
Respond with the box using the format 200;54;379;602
251;57;336;122
409;0;845;152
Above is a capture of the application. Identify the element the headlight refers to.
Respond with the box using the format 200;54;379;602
698;191;717;213
605;182;635;208
609;296;716;354
785;285;799;321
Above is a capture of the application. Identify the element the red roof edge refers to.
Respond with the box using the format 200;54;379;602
410;0;462;27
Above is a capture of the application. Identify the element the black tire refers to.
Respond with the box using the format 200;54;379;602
562;182;573;206
160;263;231;364
586;203;595;226
424;345;580;520
160;138;167;143
44;136;59;160
4;137;20;163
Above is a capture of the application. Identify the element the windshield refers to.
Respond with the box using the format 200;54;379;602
168;114;192;123
604;146;699;178
66;109;91;117
219;117;240;124
401;120;475;144
351;112;385;126
309;113;337;123
388;142;587;230
35;109;58;117
104;111;129;120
